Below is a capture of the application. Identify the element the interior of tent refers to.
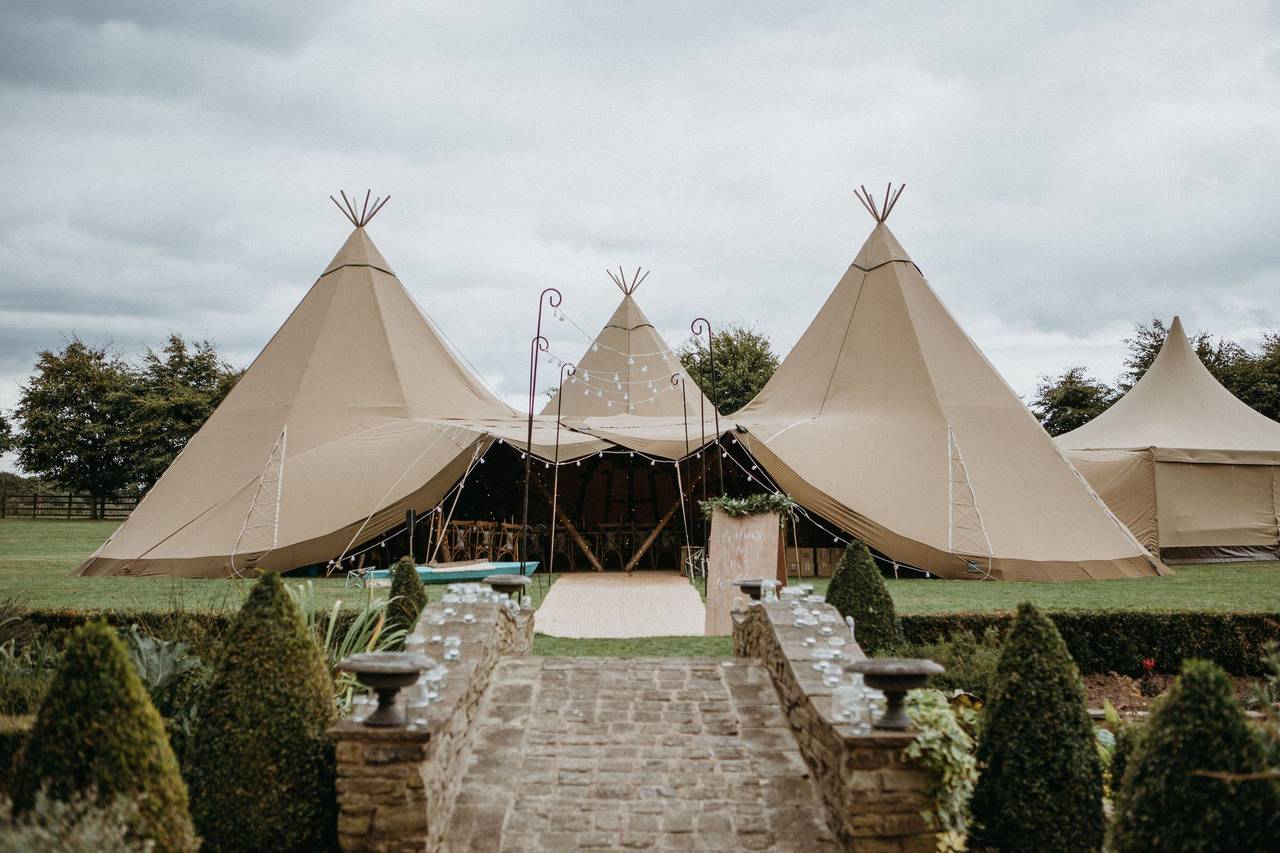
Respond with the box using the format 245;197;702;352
1057;316;1280;563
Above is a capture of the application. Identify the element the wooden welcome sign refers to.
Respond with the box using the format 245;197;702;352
704;507;786;635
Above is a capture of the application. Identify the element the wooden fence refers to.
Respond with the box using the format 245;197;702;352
0;490;139;520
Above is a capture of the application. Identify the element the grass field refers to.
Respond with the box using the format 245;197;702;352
3;518;1278;625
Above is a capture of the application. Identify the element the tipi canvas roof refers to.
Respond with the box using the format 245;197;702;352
1056;317;1280;464
76;208;515;578
733;191;1165;581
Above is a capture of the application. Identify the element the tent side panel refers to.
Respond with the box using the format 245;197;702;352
1153;462;1280;561
1065;450;1159;555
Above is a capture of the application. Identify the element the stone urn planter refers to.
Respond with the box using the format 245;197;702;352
337;651;432;727
844;658;945;729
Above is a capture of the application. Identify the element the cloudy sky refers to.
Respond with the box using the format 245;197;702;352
3;1;1279;471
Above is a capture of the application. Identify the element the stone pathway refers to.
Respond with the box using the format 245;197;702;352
534;572;706;638
444;657;838;852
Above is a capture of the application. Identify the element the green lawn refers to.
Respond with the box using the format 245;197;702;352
2;517;1277;623
0;519;558;612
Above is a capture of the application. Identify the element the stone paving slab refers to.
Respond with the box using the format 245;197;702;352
534;572;706;638
444;657;838;851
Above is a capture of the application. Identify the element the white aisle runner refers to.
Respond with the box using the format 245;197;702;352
534;571;707;638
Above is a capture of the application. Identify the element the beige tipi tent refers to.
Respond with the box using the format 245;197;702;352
540;268;719;460
732;187;1166;581
75;196;519;578
1057;317;1280;562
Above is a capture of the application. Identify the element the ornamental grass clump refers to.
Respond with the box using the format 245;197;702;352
388;556;428;641
1111;659;1279;852
186;572;337;852
824;541;901;654
969;602;1104;852
11;621;196;851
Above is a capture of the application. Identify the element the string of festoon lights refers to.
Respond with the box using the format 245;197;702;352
326;431;915;575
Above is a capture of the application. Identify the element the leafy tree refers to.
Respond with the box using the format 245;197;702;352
12;621;197;850
824;541;901;654
388;556;428;642
1112;659;1279;852
970;602;1104;852
1234;331;1280;422
679;323;779;415
120;334;240;488
0;412;12;455
1031;366;1118;435
186;572;337;852
12;339;135;515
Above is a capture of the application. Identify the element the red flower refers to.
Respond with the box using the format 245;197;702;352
1141;658;1156;672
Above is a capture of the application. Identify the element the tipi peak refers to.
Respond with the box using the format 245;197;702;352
329;189;390;228
854;182;905;224
606;266;649;295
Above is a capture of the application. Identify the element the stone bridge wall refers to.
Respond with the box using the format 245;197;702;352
734;602;937;852
330;601;534;852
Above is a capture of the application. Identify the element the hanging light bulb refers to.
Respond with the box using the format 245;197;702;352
641;364;648;373
596;390;603;397
607;401;613;408
582;370;589;381
592;343;599;352
623;393;629;401
583;388;589;396
613;373;619;381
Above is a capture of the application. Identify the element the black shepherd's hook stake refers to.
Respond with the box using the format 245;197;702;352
690;317;725;495
523;288;561;592
547;361;575;583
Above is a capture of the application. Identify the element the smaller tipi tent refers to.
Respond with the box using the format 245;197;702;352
1058;317;1280;562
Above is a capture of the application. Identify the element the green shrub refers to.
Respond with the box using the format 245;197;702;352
0;717;31;796
970;603;1104;852
1112;659;1279;852
388;556;427;641
1109;723;1141;800
11;621;196;851
186;572;337;852
0;791;146;852
824;541;901;654
895;627;1002;700
900;609;1279;676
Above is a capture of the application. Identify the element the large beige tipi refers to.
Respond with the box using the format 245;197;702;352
1057;317;1280;562
733;187;1166;581
75;196;514;578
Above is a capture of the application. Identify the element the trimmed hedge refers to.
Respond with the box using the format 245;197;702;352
825;542;902;654
970;603;1105;852
900;610;1279;676
1112;659;1280;851
0;715;32;795
388;556;427;641
185;572;337;852
12;621;197;850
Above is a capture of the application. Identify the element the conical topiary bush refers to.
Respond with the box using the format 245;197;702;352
969;602;1104;852
186;571;337;852
388;555;428;642
12;620;197;851
1112;659;1279;852
824;541;901;654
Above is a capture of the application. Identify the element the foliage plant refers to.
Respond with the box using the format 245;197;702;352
969;602;1104;852
895;627;1002;700
824;541;901;654
1031;366;1119;436
699;492;794;520
187;572;338;852
677;323;780;414
0;791;148;853
388;556;428;642
120;625;205;756
1111;659;1279;852
285;580;405;715
11;621;196;850
903;689;978;851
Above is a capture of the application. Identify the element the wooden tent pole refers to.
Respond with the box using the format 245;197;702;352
532;476;604;572
623;466;706;573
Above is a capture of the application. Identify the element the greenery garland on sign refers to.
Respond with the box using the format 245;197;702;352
699;493;794;520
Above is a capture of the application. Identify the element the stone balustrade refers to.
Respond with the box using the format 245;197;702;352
734;601;937;852
330;600;534;852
